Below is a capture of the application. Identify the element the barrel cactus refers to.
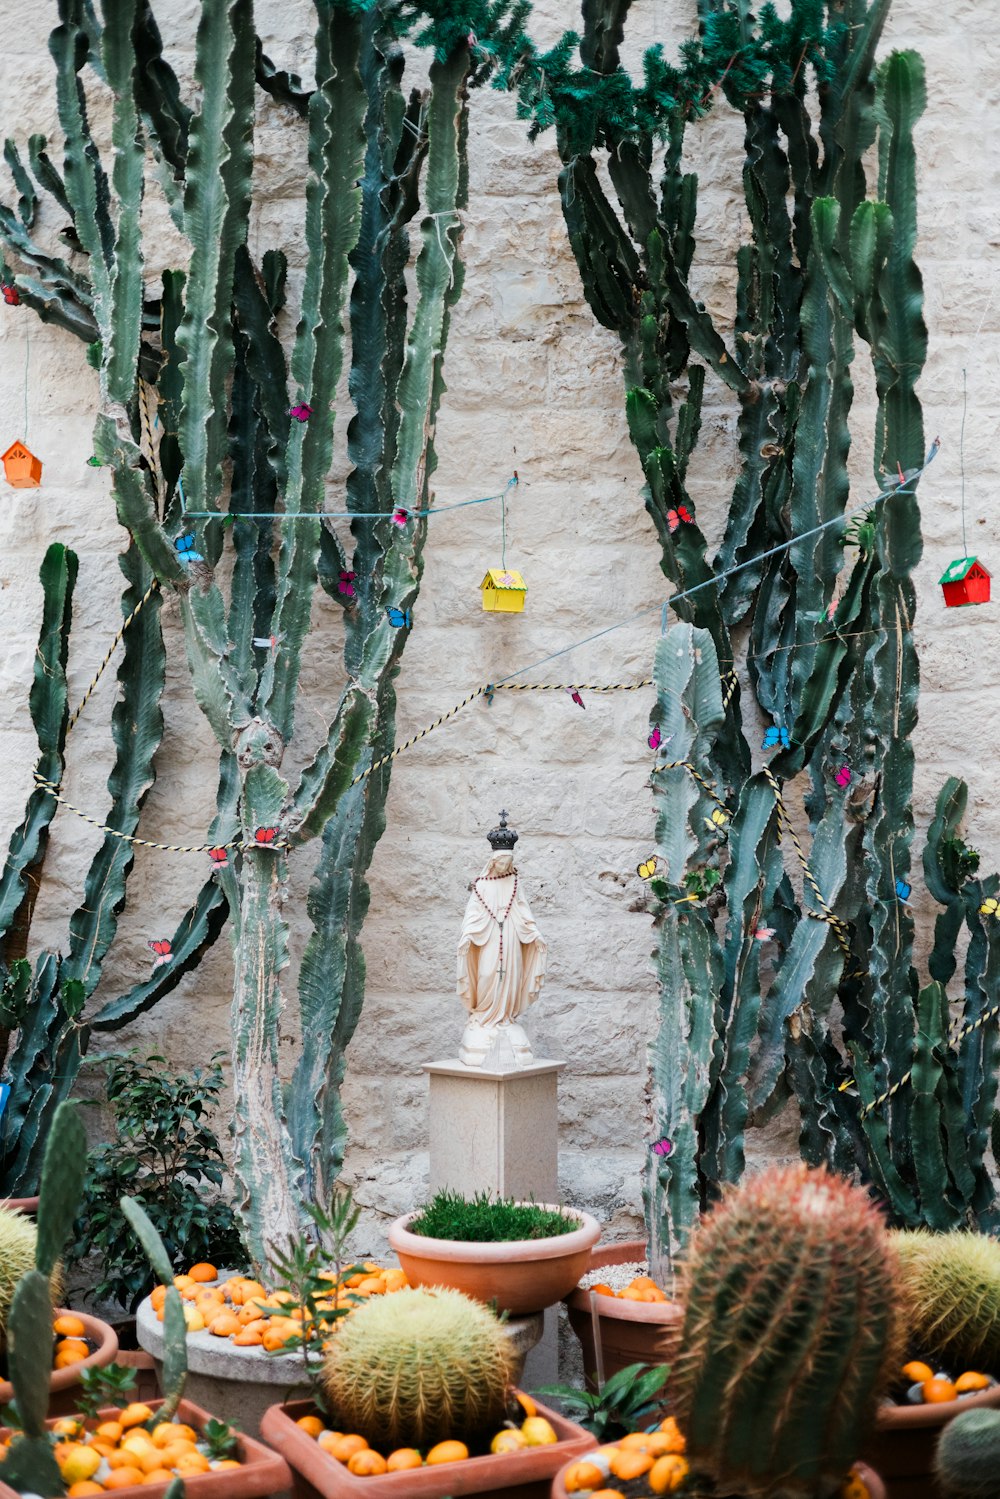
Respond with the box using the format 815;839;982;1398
321;1287;511;1449
935;1408;1000;1499
674;1162;901;1499
0;1209;40;1334
893;1231;1000;1373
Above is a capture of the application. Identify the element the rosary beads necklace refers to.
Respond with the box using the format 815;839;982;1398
472;866;518;979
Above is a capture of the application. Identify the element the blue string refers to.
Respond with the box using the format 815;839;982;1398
178;475;518;523
491;454;938;689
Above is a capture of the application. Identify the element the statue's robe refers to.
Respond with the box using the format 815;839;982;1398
457;865;547;1028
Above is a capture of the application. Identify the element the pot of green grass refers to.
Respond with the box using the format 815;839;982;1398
388;1193;601;1315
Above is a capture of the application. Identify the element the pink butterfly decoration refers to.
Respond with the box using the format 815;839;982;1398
834;765;852;787
648;726;661;751
208;847;229;869
754;926;776;941
148;938;172;969
667;505;693;533
568;689;585;709
651;1137;673;1158
392;508;410;527
338;571;356;597
289;403;313;422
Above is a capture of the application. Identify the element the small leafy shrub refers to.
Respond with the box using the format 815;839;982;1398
538;1362;671;1441
408;1190;579;1242
68;1053;244;1311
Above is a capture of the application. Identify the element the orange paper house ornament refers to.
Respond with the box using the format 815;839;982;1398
2;441;42;488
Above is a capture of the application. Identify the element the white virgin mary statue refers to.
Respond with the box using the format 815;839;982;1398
456;812;547;1068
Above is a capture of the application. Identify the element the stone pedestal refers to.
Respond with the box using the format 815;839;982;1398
423;1058;564;1199
424;1057;564;1384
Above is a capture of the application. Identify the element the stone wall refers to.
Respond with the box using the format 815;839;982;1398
0;1;996;1257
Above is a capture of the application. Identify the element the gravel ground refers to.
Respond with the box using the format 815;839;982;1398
577;1261;650;1292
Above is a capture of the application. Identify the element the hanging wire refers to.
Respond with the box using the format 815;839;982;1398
22;333;29;444
501;481;507;570
960;367;969;558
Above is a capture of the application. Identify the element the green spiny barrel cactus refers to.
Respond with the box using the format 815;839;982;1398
0;1209;40;1333
935;1408;1000;1499
673;1162;901;1499
893;1231;1000;1373
322;1286;511;1449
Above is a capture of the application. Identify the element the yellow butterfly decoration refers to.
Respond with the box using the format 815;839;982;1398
705;807;729;832
980;898;1000;918
637;856;662;881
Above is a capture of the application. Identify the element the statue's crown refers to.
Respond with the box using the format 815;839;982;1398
487;809;519;851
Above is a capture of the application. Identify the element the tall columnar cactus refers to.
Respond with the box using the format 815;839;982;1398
472;1;998;1241
0;0;486;1266
674;1162;900;1499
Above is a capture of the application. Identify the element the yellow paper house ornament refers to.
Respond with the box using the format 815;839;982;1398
480;568;526;613
2;441;42;488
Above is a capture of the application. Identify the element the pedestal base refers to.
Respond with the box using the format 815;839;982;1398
423;1058;564;1202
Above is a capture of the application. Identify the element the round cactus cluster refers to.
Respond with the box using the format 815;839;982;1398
0;1209;40;1334
892;1230;1000;1373
935;1407;1000;1498
322;1286;512;1449
672;1162;901;1499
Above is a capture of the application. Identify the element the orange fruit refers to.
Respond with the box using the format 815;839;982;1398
521;1416;558;1446
120;1403;155;1430
296;1415;325;1438
104;1471;146;1489
491;1430;527;1453
426;1440;469;1464
95;1421;124;1444
151;1422;197;1448
173;1451;211;1475
588;1282;615;1298
150;1285;167;1311
233;1327;265;1346
53;1314;87;1338
955;1371;992;1393
658;1416;685;1451
589;1492;627;1499
327;1433;369;1463
649;1454;690;1493
142;1472;176;1484
348;1449;389;1476
208;1312;241;1338
841;1473;871;1499
188;1262;218;1282
609;1449;654;1480
55;1348;89;1368
901;1360;934;1384
563;1459;607;1492
514;1391;537;1420
922;1377;958;1404
67;1485;105;1497
386;1449;423;1471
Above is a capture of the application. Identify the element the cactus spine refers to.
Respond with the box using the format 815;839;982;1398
322;1287;511;1449
935;1409;1000;1499
0;3;483;1265
0;1210;41;1335
674;1162;901;1499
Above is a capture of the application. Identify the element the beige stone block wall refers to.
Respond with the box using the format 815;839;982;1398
0;1;996;1253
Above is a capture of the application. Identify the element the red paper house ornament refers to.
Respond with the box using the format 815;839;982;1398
939;556;991;608
2;440;42;488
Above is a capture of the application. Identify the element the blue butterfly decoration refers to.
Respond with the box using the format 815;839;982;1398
763;726;790;749
0;1083;9;1120
175;533;204;564
895;878;912;903
386;606;411;629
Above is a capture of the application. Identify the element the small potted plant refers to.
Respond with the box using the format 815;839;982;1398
862;1231;1000;1497
0;1110;290;1497
552;1162;893;1499
261;1283;597;1497
388;1190;600;1314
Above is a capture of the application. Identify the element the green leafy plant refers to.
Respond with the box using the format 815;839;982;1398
201;1417;238;1460
408;1191;579;1242
68;1053;243;1312
263;1186;367;1406
75;1363;138;1421
536;1362;670;1442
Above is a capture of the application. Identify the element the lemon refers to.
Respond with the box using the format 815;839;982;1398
59;1444;102;1483
491;1429;527;1453
520;1416;558;1446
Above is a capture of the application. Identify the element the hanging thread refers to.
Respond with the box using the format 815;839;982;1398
960;368;969;559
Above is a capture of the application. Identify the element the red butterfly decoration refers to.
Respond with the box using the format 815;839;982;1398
391;508;410;527
834;765;851;788
567;689;585;709
148;938;172;969
289;403;313;422
254;827;278;845
338;571;356;597
208;847;229;868
648;725;661;751
666;505;693;533
651;1137;673;1158
1;284;19;306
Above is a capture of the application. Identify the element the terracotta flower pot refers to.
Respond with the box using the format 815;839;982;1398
862;1379;1000;1499
0;1308;119;1416
0;1197;39;1216
0;1396;290;1498
563;1239;683;1391
388;1205;601;1315
261;1393;596;1499
548;1455;886;1499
